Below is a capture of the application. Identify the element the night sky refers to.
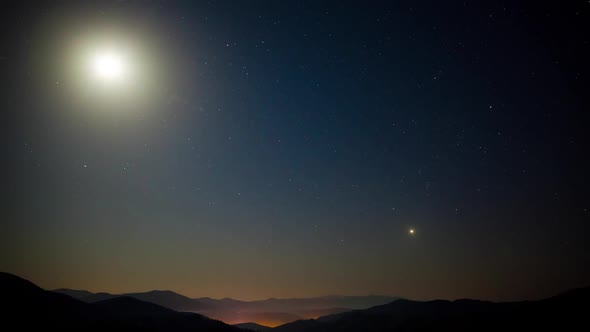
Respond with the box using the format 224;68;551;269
1;1;589;302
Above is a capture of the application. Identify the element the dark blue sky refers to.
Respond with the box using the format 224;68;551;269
2;1;589;301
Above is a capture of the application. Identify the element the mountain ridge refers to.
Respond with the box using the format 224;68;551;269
3;271;589;331
53;287;399;326
0;272;243;332
272;286;590;332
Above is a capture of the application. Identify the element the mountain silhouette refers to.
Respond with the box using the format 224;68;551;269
54;288;207;310
0;272;242;332
54;288;95;299
4;271;589;331
234;322;273;331
54;288;398;326
273;288;590;332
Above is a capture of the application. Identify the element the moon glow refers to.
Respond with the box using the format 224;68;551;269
92;51;125;81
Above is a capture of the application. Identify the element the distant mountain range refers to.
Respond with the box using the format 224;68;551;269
271;288;589;332
0;272;242;332
53;287;399;326
3;272;587;331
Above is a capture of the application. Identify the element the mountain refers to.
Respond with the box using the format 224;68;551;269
53;288;95;299
5;271;588;331
248;295;400;311
54;288;398;326
296;307;351;319
53;288;206;311
125;290;207;311
0;272;91;328
0;272;243;332
210;310;303;327
234;322;273;331
273;288;590;332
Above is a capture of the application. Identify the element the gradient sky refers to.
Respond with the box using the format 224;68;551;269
1;1;589;302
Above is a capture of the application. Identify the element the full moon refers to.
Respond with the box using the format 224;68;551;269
409;228;416;236
92;51;125;80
